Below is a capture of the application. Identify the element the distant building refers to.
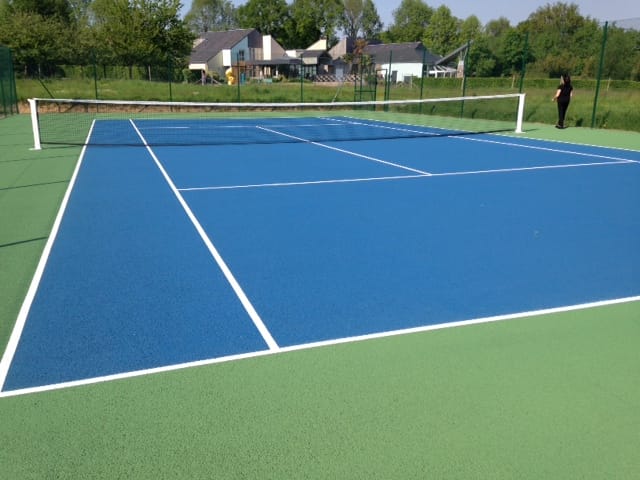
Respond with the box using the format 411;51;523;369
189;30;461;84
285;39;333;80
362;42;456;82
189;29;297;82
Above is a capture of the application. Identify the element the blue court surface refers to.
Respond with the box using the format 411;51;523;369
2;116;639;394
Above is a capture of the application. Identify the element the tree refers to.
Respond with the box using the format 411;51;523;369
360;0;383;39
68;0;92;22
4;0;73;22
152;1;197;62
339;0;382;40
498;27;531;76
423;5;460;56
459;15;481;43
90;0;193;73
485;17;512;39
521;2;593;76
599;25;640;80
0;1;76;75
467;36;497;76
384;0;433;43
236;0;290;40
288;0;342;48
185;0;236;34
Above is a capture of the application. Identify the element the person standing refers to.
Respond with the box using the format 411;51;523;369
552;74;573;129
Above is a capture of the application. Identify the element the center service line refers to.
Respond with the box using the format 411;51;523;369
255;125;433;176
129;120;280;352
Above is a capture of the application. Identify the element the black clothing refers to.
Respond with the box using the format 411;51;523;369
556;83;573;128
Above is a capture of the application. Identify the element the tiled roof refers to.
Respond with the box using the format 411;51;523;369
190;29;256;63
363;42;441;64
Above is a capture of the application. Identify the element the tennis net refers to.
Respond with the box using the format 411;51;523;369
29;94;525;149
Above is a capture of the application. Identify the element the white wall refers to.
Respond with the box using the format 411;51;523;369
222;49;231;67
263;35;272;60
379;62;422;82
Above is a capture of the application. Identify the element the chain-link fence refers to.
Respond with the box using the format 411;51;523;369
13;17;640;132
488;16;639;131
587;18;640;129
378;17;640;132
20;56;374;105
0;45;19;117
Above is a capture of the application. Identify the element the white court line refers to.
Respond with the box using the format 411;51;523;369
138;122;348;132
2;295;638;398
178;159;633;192
129;119;279;352
179;173;428;192
430;159;636;177
457;135;640;163
333;117;440;138
256;125;432;176
175;119;637;192
0;121;97;393
336;117;640;163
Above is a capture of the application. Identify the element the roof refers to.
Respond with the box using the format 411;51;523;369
435;41;474;65
246;58;301;66
299;50;328;59
190;29;256;63
363;42;441;64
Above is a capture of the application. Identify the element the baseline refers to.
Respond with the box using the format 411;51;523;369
2;296;637;398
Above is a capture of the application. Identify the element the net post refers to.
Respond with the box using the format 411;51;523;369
515;93;525;133
28;98;42;150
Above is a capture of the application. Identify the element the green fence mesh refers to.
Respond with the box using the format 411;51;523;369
12;17;640;132
0;45;19;117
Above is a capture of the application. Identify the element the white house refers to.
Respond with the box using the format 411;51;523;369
361;41;465;81
189;29;293;81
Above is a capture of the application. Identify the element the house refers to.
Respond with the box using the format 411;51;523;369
328;37;356;60
362;42;444;83
285;39;333;80
431;42;473;78
189;29;297;82
325;37;359;80
188;31;460;85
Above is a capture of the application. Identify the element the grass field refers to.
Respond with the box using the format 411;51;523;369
1;113;639;479
14;76;640;132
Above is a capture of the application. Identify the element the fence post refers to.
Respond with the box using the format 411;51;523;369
236;52;241;101
168;56;173;103
591;21;608;128
384;51;392;104
92;50;98;100
0;46;19;115
0;74;6;117
420;49;428;114
420;48;426;99
300;51;304;102
460;40;470;117
518;32;529;93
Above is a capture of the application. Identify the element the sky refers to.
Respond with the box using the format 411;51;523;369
180;0;637;26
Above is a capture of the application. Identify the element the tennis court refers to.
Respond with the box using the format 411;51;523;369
1;99;639;396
